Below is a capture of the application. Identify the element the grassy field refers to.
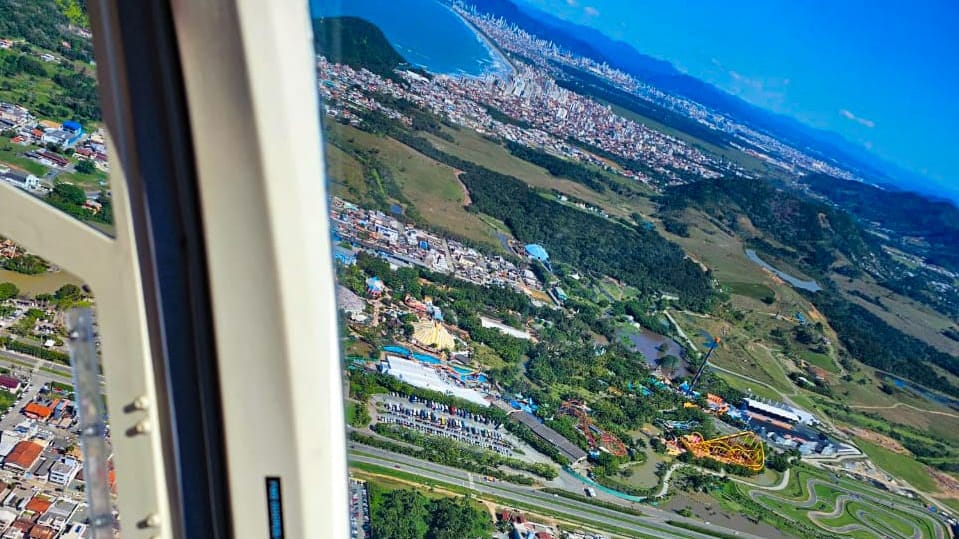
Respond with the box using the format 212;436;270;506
0;391;15;413
0;143;48;176
856;439;938;493
662;210;771;286
939;497;959;513
714;371;783;401
325;142;369;200
57;167;109;188
328;124;504;250
423;127;654;220
797;349;839;374
673;310;796;395
345;401;358;425
833;274;959;357
725;281;775;302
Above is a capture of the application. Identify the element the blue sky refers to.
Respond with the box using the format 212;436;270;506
518;0;959;193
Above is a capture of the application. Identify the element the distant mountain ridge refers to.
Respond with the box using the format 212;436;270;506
469;0;943;198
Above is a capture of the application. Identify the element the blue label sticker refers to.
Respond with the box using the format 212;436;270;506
265;477;285;539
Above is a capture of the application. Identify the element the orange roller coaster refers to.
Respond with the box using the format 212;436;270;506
680;431;765;472
561;400;627;457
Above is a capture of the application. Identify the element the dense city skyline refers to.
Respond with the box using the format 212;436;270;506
517;0;959;196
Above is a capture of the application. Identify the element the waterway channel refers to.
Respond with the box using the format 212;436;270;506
745;249;821;292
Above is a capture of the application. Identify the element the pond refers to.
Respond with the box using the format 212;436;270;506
745;249;822;292
617;327;690;377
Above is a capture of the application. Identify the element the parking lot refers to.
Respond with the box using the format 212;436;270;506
374;394;516;455
349;478;370;539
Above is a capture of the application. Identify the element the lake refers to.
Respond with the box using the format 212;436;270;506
618;326;689;377
745;249;822;292
310;0;510;77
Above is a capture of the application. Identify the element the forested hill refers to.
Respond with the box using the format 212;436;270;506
0;0;93;61
659;177;959;396
312;16;405;77
659;177;890;279
339;106;716;311
801;173;959;273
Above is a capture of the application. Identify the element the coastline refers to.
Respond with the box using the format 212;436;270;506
446;3;515;77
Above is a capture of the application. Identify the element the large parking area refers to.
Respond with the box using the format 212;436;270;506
374;394;514;455
349;478;370;539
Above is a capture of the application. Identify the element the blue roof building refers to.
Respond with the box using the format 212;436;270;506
524;244;549;263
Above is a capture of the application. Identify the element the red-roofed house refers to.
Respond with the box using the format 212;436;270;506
3;442;43;473
22;403;51;421
27;526;55;539
3;518;32;539
23;496;51;515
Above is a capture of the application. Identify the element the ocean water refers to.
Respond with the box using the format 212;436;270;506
310;0;509;77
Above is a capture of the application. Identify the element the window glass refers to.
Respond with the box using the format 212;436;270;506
0;251;119;537
1;2;121;536
315;2;959;539
0;4;113;234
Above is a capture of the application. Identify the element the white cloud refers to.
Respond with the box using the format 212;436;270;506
583;5;599;16
565;0;578;6
840;109;876;128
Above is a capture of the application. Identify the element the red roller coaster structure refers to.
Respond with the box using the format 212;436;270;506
561;400;627;457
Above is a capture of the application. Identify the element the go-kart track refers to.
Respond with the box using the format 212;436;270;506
747;468;947;539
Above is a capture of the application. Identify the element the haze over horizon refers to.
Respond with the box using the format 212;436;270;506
516;0;959;198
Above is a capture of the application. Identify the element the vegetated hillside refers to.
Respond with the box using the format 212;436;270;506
339;107;716;311
802;173;959;273
0;0;93;61
659;177;959;396
659;177;889;278
458;167;716;312
808;291;959;398
312;16;405;77
660;177;959;317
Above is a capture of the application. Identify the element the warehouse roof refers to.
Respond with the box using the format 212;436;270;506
513;411;586;463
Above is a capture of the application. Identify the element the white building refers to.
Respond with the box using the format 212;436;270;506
381;356;488;406
0;432;22;459
0;508;15;533
38;499;78;529
48;457;80;486
0;167;39;191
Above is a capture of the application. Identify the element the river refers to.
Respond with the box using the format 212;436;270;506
0;269;82;295
745;249;821;292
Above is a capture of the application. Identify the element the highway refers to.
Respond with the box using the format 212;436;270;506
348;443;767;539
0;348;74;381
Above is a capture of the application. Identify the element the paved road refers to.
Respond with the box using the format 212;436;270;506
349;444;766;539
0;348;74;381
